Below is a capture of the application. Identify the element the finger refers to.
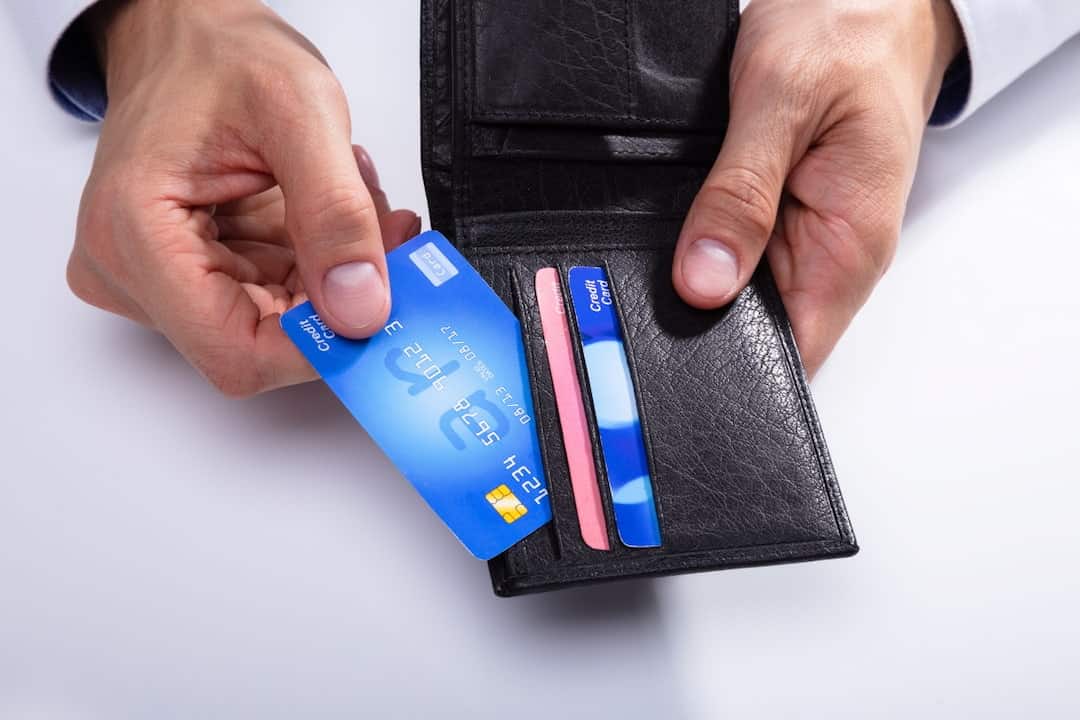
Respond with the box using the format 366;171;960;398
215;187;288;246
161;254;314;396
767;201;890;378
351;145;421;249
216;185;418;253
353;144;390;218
126;206;314;395
227;240;297;285
381;210;423;251
261;89;391;337
673;82;815;309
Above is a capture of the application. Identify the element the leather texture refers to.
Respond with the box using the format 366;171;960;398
421;0;857;596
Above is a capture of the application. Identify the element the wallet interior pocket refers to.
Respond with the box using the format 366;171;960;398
461;211;856;593
469;0;736;130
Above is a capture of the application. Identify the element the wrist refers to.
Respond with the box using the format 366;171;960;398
91;0;269;99
923;0;964;114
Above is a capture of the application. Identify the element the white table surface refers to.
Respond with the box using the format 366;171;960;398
2;3;1078;718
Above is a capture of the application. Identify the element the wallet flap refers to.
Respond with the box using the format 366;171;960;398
422;0;738;237
470;0;736;129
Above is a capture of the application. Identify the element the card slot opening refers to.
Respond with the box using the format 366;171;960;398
508;262;662;561
468;125;724;165
596;259;669;542
553;261;622;554
458;210;684;252
556;261;670;555
501;255;669;559
507;268;565;562
511;261;656;559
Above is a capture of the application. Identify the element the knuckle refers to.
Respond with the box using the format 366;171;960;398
74;221;109;268
292;183;377;247
736;39;813;96
184;320;267;399
304;64;348;107
196;353;263;399
816;211;896;292
65;253;97;305
251;60;347;122
75;191;111;264
696;166;778;242
866;225;900;278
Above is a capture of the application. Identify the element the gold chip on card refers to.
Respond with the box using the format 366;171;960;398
486;484;528;524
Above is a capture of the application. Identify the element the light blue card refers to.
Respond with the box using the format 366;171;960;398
281;232;551;559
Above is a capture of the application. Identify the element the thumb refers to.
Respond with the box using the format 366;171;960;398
673;99;806;309
265;106;390;337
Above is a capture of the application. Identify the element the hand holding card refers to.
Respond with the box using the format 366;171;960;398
281;232;552;560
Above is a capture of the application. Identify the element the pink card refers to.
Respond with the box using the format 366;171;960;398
534;268;610;550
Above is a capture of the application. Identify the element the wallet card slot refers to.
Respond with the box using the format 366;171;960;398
508;264;607;562
507;269;565;562
501;257;664;560
470;125;724;165
465;159;707;218
459;210;683;252
557;258;676;552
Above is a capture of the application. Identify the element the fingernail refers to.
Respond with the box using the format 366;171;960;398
409;214;422;237
355;146;381;190
682;238;739;302
322;261;387;330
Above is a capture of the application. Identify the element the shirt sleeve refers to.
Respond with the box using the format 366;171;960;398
6;0;105;121
931;0;1080;127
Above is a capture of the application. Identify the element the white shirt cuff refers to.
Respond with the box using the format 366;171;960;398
934;0;1080;127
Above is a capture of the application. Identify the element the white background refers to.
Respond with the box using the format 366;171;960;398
1;2;1078;718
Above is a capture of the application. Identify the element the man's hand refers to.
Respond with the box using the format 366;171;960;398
673;0;962;376
67;0;419;396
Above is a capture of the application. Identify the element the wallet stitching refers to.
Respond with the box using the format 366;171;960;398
472;110;701;126
468;244;664;255
472;146;709;160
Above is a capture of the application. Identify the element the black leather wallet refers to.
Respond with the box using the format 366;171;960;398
420;0;857;596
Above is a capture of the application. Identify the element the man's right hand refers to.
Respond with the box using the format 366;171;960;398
67;0;419;396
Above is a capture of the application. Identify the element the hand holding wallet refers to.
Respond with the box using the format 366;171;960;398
421;0;857;596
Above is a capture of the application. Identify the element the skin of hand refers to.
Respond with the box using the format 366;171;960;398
672;0;962;377
67;0;419;396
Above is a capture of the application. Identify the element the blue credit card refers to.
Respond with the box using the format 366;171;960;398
567;266;661;548
281;232;551;560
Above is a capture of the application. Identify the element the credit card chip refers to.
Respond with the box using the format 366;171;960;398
486;484;528;524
